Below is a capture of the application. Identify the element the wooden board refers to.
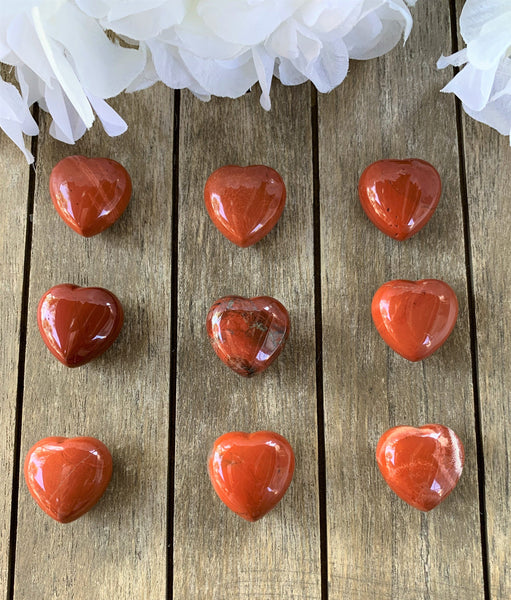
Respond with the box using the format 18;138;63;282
460;85;511;600
318;2;485;598
453;1;511;595
0;99;31;598
173;84;322;599
2;6;509;598
12;84;174;600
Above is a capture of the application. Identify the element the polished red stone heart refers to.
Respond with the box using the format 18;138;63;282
204;165;286;247
208;431;295;521
371;279;458;361
49;155;132;237
206;295;290;376
376;425;464;511
24;436;113;523
37;284;124;367
359;159;441;240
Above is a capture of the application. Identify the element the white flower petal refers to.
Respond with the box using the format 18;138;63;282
299;1;363;33
346;0;413;60
303;36;349;93
87;93;127;136
147;39;207;95
125;43;159;92
6;12;54;86
277;59;308;86
296;27;322;66
197;0;306;46
44;2;145;98
491;60;511;102
437;49;468;70
466;12;511;69
0;76;38;162
179;48;258;98
463;96;511;138
173;12;245;60
267;19;300;60
15;65;46;109
0;80;23;121
106;0;180;22
460;0;511;44
74;0;110;18
44;80;81;144
101;1;187;41
441;62;500;112
31;6;95;128
0;118;34;162
440;0;511;140
252;46;274;110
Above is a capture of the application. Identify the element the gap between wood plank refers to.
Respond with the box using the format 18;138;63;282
6;104;39;600
166;89;181;600
448;3;491;599
311;86;329;600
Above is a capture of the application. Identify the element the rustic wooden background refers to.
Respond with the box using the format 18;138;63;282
0;2;509;599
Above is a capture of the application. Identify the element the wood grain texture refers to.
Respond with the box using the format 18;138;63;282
459;89;511;600
173;84;321;599
12;84;173;600
453;0;510;595
0;92;31;598
318;2;484;599
2;7;507;598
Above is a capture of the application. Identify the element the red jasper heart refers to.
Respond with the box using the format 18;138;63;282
359;159;441;240
208;431;295;521
206;295;290;376
371;279;458;361
376;425;464;511
50;155;132;237
37;284;124;367
204;165;286;247
24;436;113;523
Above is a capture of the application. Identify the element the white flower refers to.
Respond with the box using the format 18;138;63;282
438;0;511;140
0;0;145;161
0;0;418;161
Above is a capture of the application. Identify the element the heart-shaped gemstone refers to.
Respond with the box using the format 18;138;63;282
24;436;113;523
38;284;124;367
376;425;464;511
208;431;295;521
359;159;441;240
50;155;132;237
204;165;286;247
206;295;290;376
371;279;458;361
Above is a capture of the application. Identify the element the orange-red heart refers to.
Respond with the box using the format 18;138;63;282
359;159;441;240
50;155;131;237
208;431;295;521
24;436;113;523
376;425;464;511
37;284;124;367
371;279;458;361
204;165;286;247
206;295;290;376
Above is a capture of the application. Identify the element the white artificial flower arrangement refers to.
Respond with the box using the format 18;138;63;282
5;1;510;160
438;0;511;141
1;0;419;162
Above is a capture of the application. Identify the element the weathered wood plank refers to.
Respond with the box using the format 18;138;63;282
0;97;31;599
12;84;173;600
453;1;511;595
173;84;321;599
458;70;511;600
318;2;484;598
